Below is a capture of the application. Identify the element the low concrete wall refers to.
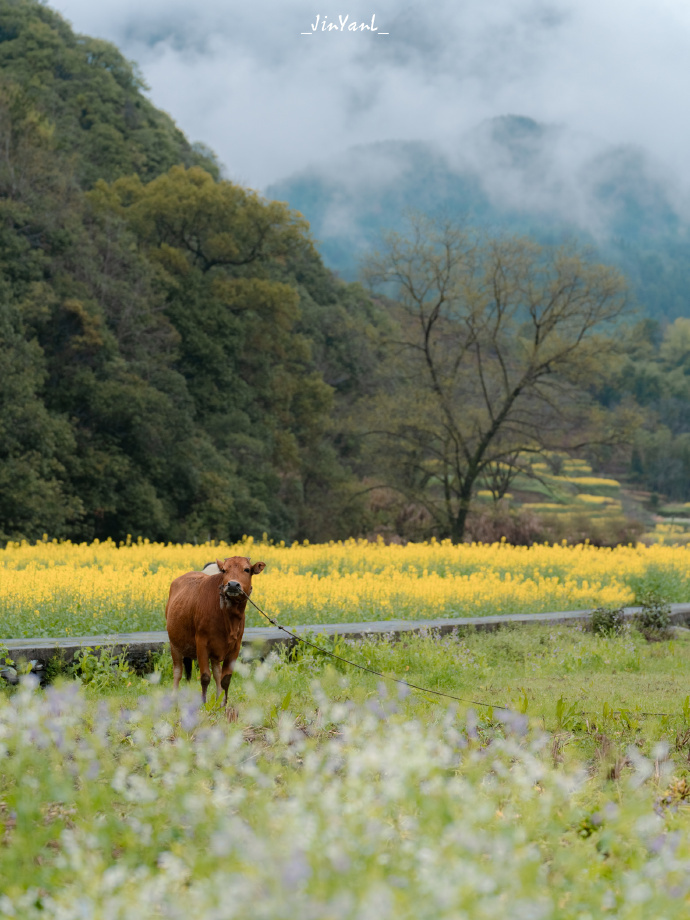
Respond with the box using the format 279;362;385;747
4;603;690;672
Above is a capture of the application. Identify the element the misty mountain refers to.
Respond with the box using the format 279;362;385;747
268;116;690;320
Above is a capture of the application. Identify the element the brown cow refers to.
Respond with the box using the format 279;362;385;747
165;556;266;714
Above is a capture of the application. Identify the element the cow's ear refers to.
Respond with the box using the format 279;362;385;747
251;561;266;575
216;558;226;573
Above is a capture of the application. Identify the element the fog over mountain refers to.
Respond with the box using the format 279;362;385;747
269;114;688;241
283;120;652;223
268;115;690;317
54;0;690;190
52;0;690;316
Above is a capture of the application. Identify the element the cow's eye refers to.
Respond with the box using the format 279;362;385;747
244;568;250;573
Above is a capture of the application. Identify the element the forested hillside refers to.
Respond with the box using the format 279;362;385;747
0;0;383;544
3;0;690;548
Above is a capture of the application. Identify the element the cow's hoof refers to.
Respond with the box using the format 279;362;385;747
226;706;239;723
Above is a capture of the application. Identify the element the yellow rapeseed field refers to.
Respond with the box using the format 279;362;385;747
1;536;689;638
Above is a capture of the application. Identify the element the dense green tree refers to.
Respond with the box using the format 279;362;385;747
0;69;236;540
0;288;80;541
0;2;389;544
89;166;365;539
602;319;690;503
0;0;217;186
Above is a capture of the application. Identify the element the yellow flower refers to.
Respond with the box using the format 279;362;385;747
1;536;688;635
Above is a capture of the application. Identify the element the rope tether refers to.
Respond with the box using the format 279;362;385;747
244;591;515;711
242;592;677;720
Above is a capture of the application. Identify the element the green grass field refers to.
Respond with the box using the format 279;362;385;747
2;625;690;917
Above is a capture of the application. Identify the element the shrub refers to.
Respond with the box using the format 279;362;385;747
44;650;68;683
465;504;544;544
538;510;645;547
635;591;672;641
590;606;625;636
71;646;134;691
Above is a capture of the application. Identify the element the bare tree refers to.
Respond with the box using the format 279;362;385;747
360;215;632;542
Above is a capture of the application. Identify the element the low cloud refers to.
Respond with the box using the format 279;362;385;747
54;0;690;193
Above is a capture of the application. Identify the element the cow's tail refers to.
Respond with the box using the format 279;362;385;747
183;657;193;681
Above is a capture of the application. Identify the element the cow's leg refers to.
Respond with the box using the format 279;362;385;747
197;642;212;705
170;644;184;691
211;660;222;700
183;657;193;681
221;655;237;721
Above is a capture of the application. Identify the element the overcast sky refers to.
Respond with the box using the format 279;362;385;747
53;0;690;192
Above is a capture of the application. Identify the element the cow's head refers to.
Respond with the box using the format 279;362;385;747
216;556;266;606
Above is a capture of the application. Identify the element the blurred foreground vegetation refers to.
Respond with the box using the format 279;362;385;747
2;626;690;917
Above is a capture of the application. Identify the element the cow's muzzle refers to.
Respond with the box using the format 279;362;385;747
220;580;242;598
